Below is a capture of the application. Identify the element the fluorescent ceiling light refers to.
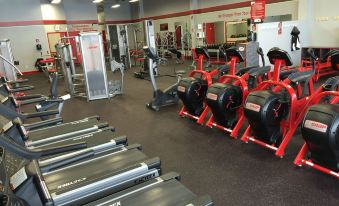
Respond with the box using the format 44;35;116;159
129;0;139;2
51;0;62;4
111;4;121;8
93;0;103;3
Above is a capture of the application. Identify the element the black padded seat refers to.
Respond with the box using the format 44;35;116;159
225;46;244;62
267;47;293;66
288;69;314;84
248;66;271;77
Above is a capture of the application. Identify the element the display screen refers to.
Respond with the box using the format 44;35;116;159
160;23;168;31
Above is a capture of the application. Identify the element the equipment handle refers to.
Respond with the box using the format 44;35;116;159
307;48;318;61
23;110;59;119
19;97;46;105
0;54;23;76
39;142;88;157
9;86;34;93
257;47;265;66
40;150;94;173
15;94;44;100
0;136;42;159
23;117;63;130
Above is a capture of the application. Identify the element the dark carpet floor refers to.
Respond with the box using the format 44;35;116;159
23;62;338;206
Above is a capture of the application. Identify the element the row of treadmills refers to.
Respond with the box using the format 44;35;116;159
0;76;213;206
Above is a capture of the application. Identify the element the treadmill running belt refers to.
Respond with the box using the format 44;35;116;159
30;129;117;152
27;118;100;142
45;149;148;195
85;173;213;206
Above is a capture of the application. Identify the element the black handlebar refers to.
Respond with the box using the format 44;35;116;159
257;47;265;66
0;135;88;160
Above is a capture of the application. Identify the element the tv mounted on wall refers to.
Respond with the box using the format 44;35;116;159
160;23;168;31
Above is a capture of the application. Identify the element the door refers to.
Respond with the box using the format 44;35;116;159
175;25;182;49
204;23;215;44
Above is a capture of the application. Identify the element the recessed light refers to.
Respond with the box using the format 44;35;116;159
111;4;121;8
51;0;62;4
93;0;103;3
129;0;139;2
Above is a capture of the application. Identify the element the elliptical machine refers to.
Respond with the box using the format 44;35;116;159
241;48;316;158
205;47;270;138
144;46;184;111
177;47;220;124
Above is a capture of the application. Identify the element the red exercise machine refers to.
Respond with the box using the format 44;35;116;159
293;51;339;178
177;47;219;124
205;47;270;138
241;48;316;158
302;49;339;82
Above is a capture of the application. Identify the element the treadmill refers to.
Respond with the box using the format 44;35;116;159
0;113;134;171
0;105;109;147
85;172;214;206
0;135;161;206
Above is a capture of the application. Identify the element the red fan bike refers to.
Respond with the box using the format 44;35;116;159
294;50;339;178
205;47;271;138
177;47;222;124
241;48;316;158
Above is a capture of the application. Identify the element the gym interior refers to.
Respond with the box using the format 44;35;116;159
0;0;338;205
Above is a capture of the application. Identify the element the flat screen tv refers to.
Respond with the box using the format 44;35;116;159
160;23;168;31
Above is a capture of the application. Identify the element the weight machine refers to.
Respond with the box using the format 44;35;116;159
55;41;87;98
107;24;131;69
0;39;21;81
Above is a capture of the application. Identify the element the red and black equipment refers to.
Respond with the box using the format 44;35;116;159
302;49;339;82
205;47;270;138
177;47;219;124
293;52;339;178
241;47;316;158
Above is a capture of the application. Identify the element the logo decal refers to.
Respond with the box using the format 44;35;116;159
245;102;261;112
207;93;218;100
304;120;328;133
57;177;87;189
177;86;186;92
108;202;121;206
88;44;98;49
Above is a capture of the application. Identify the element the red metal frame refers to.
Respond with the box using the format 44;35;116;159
302;58;335;82
293;91;339;178
178;54;219;125
240;57;315;158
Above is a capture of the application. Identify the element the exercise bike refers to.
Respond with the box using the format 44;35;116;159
144;46;185;111
205;47;270;138
241;48;317;158
177;47;220;124
293;51;339;178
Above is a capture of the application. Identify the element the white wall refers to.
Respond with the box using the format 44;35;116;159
0;26;50;71
257;21;308;67
300;0;339;47
142;0;190;17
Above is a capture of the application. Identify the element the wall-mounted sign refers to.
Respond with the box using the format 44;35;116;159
278;22;282;35
218;11;249;19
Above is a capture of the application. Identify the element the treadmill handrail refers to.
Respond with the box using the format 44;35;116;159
0;135;88;160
